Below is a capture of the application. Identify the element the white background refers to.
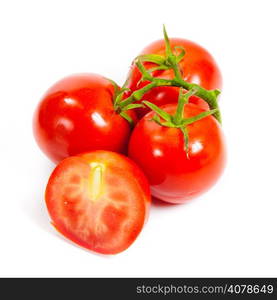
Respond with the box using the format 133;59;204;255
0;0;276;277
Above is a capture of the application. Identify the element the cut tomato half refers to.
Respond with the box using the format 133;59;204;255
45;150;151;254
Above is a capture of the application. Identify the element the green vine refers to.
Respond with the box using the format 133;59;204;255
114;25;222;125
143;88;218;155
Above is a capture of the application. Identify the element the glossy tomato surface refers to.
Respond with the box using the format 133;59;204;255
33;73;136;163
45;150;151;254
128;103;226;203
126;38;222;118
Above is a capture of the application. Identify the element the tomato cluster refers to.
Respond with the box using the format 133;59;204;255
33;27;226;254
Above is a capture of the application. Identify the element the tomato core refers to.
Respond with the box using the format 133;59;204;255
88;163;105;203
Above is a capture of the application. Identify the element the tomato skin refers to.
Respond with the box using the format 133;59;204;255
126;38;222;118
128;104;226;203
45;150;151;254
33;73;136;163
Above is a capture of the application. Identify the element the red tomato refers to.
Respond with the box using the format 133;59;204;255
126;38;222;118
45;150;151;254
33;73;136;163
128;103;226;203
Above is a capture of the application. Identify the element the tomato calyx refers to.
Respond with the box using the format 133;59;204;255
106;80;143;126
119;25;222;124
114;88;137;126
103;78;138;126
143;88;218;156
137;25;186;73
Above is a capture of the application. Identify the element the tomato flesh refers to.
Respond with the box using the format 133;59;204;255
45;151;151;254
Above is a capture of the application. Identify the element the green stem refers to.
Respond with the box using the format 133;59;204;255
179;81;221;123
183;108;218;126
115;25;222;124
118;82;156;108
162;25;184;81
119;111;134;127
174;78;221;121
173;89;196;124
180;127;189;158
163;24;172;58
135;59;222;123
118;71;221;123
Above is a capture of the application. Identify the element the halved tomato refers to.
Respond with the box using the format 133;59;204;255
45;150;151;254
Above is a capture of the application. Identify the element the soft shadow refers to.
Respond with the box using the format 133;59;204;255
150;195;197;212
151;196;177;207
24;158;55;234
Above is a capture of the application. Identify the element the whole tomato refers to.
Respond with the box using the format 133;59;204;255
33;73;136;163
128;103;226;203
126;38;222;118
